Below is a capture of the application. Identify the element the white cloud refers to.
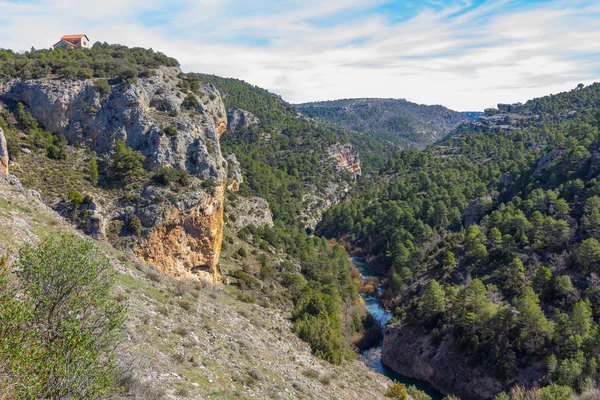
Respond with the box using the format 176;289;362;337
0;0;598;110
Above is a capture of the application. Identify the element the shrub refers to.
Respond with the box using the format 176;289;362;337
172;326;189;337
386;382;407;400
112;140;146;181
5;131;20;160
177;298;194;312
0;236;126;399
154;167;190;186
16;102;38;131
93;79;111;95
182;93;199;110
162;125;178;137
126;214;142;236
301;368;320;380
47;144;67;160
89;153;99;186
68;189;84;209
407;386;432;400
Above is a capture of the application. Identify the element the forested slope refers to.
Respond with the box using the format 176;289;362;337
318;84;600;398
297;98;470;149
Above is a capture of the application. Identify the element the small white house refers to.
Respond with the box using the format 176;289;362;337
53;34;90;49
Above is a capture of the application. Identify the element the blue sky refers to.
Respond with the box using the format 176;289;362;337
1;0;599;110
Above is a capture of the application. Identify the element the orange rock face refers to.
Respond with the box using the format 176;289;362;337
328;144;361;176
136;184;225;282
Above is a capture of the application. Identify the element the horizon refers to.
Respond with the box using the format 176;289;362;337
1;0;599;111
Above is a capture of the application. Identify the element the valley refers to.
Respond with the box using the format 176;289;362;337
1;42;600;400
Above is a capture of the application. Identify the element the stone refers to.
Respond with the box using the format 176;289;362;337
227;109;260;131
0;127;8;174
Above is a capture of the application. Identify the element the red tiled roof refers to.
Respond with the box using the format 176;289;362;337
61;34;87;39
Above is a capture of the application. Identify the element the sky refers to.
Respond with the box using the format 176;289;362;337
1;0;599;111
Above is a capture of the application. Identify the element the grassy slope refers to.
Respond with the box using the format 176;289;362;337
0;173;392;400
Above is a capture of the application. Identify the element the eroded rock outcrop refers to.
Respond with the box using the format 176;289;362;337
227;195;273;230
226;153;243;192
0;127;8;174
382;325;504;400
136;184;225;281
227;108;259;131
1;67;228;281
327;143;361;176
381;324;543;400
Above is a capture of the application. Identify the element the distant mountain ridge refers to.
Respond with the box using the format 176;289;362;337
297;98;471;149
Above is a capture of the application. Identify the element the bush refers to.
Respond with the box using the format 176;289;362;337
16;102;38;131
162;125;178;137
89;154;99;186
5;131;20;160
126;214;142;236
0;236;126;399
112;140;146;181
407;386;432;400
68;189;84;209
182;93;199;110
93;79;111;95
386;381;407;399
154;167;190;186
47;144;67;160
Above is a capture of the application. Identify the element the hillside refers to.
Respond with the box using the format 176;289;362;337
0;44;425;400
0;169;395;399
296;98;470;149
318;83;600;399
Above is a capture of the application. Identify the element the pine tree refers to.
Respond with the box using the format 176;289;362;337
421;280;446;323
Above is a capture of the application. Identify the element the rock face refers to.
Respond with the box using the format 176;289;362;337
2;67;227;178
0;127;8;174
228;196;273;230
533;150;563;178
227;108;260;131
226;153;243;191
136;185;225;281
0;67;228;281
381;324;505;400
327;143;361;176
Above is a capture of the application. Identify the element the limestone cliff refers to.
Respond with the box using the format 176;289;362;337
381;324;503;399
328;143;361;176
0;127;8;174
135;184;225;282
1;67;228;281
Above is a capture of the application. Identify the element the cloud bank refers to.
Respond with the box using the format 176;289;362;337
0;0;599;110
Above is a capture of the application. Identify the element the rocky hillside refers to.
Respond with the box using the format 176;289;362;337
297;98;470;149
0;45;429;400
1;66;228;282
0;160;395;399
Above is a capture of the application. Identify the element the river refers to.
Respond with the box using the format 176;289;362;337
351;257;444;400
